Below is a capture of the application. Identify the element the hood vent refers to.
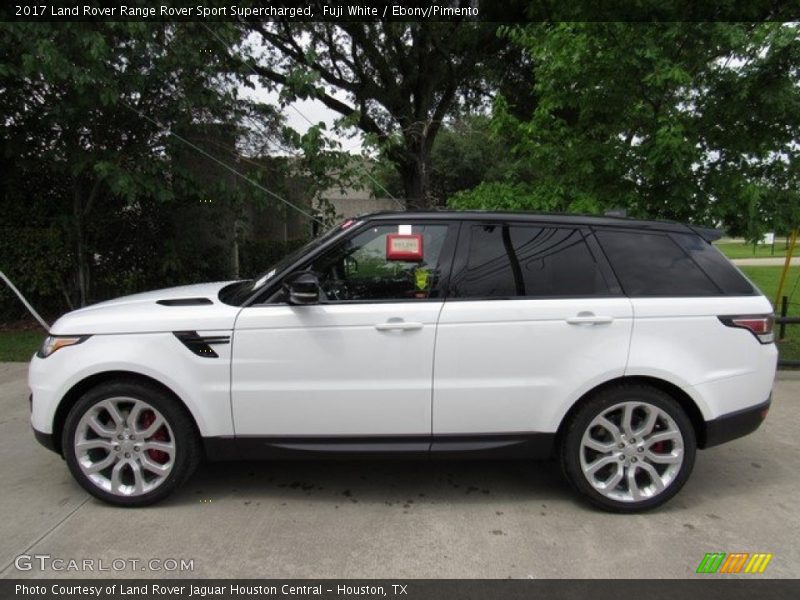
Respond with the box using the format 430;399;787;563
157;298;213;306
173;331;230;358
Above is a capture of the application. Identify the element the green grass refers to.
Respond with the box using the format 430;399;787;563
0;329;43;362
740;265;800;363
714;242;789;259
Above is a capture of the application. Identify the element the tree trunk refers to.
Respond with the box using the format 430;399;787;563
73;178;101;307
73;184;88;307
231;220;240;280
399;145;434;211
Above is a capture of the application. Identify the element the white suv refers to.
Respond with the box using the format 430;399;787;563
29;211;777;511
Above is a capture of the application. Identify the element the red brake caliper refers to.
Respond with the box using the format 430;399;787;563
140;410;169;464
651;441;666;454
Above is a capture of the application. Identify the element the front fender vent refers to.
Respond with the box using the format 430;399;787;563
157;298;213;306
173;331;230;358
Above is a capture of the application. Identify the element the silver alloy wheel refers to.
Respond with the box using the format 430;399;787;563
579;401;684;503
74;397;176;497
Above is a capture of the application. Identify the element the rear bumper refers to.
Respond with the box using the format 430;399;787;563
701;395;771;449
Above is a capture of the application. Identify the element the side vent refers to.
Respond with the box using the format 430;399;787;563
173;331;230;358
157;298;213;306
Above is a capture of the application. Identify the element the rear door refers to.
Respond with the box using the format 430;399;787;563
432;221;634;437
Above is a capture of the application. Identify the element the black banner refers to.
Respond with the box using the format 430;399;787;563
4;580;800;600
2;0;799;23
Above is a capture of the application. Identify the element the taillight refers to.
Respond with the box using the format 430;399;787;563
718;315;774;344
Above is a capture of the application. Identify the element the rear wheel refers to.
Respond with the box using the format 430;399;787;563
62;380;201;507
560;384;696;512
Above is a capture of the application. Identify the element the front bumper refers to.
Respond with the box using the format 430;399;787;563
701;395;771;449
33;427;59;454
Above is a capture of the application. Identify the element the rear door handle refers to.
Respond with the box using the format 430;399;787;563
375;321;424;331
566;314;614;325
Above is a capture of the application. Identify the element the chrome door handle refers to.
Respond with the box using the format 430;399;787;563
566;314;614;325
375;321;424;331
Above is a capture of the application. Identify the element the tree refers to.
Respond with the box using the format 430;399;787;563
373;113;540;206
247;19;510;209
1;22;272;307
479;22;800;231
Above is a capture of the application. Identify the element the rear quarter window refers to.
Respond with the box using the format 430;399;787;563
670;232;756;296
595;229;725;297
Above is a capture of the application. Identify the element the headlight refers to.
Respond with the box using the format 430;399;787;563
37;335;89;358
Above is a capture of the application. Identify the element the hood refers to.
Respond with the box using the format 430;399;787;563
49;282;242;335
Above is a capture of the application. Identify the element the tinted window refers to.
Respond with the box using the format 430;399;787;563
670;233;755;295
453;224;610;298
301;223;450;302
595;230;721;296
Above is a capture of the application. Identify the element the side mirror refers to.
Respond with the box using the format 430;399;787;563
284;271;320;305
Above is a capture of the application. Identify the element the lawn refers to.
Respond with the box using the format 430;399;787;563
0;328;43;362
740;265;800;363
714;241;789;259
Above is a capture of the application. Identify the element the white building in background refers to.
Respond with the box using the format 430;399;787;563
316;184;398;220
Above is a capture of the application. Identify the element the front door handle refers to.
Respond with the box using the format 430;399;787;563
375;321;424;332
566;313;614;325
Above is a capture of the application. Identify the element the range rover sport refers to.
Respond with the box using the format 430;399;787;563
29;211;777;511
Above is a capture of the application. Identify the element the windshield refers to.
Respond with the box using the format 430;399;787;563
218;221;354;306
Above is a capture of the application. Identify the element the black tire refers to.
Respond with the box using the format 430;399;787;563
62;379;201;507
560;384;696;512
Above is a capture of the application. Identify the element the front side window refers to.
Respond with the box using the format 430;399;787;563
300;223;450;302
452;224;610;298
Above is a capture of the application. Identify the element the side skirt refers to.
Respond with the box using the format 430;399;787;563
203;433;555;461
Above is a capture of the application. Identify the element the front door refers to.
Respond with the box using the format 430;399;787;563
231;221;456;439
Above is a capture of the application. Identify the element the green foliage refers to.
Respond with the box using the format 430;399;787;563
0;22;285;315
448;181;601;214
493;23;800;231
238;238;308;279
250;22;510;208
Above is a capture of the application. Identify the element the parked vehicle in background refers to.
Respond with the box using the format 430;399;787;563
29;211;777;510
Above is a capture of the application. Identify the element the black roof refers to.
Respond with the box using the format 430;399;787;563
358;210;722;242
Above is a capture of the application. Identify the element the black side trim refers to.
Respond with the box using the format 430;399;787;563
431;434;555;459
203;436;240;461
33;427;59;454
701;396;771;449
203;433;555;461
173;331;230;358
157;298;213;306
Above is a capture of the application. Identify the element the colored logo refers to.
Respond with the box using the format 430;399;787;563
696;552;773;574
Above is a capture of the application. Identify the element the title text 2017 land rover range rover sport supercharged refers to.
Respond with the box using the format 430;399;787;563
29;211;777;511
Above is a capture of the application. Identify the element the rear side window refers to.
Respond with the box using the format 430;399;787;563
595;230;724;297
670;233;755;295
452;224;610;298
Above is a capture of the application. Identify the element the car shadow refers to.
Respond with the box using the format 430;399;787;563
164;458;572;508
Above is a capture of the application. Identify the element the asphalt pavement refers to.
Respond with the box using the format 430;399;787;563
0;362;798;579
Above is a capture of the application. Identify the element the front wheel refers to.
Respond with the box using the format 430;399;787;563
62;380;201;507
560;385;696;512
